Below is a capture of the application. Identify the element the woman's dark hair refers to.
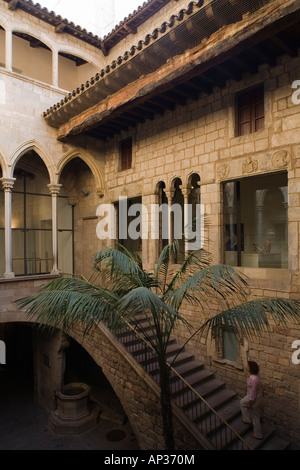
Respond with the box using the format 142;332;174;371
248;361;259;375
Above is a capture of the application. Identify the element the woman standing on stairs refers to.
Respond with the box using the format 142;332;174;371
240;361;263;440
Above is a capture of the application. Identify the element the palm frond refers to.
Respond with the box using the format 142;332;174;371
116;286;191;354
16;277;120;334
166;248;211;292
94;246;141;277
93;246;155;291
165;264;249;310
154;240;179;292
198;297;300;341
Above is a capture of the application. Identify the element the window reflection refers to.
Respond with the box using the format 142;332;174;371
224;172;288;269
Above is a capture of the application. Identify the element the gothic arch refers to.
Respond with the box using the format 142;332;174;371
12;28;52;53
58;47;98;70
187;172;201;186
57;149;105;194
9;140;55;181
0;145;8;177
169;176;182;191
0;311;151;447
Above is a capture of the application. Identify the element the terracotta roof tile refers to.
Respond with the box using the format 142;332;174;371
3;0;173;53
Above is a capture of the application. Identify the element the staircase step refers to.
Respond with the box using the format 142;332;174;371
130;338;176;357
209;415;252;450
196;397;242;434
148;351;195;377
259;434;290;450
117;327;292;450
171;369;215;396
228;423;275;450
135;342;182;365
174;378;225;410
184;388;238;422
172;360;205;378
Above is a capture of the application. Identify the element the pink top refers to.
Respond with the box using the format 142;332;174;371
247;374;262;401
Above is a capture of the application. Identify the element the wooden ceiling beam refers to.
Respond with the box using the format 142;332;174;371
270;33;298;57
8;0;19;10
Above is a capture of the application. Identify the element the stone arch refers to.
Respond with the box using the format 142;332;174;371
0;145;8;177
9;140;55;181
169;175;182;191
187;171;201;187
57;149;105;195
0;310;162;449
154;180;166;196
58;47;98;70
11;27;52;53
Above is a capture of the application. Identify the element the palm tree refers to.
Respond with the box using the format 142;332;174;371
16;241;300;450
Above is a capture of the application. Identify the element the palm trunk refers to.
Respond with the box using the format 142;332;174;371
159;359;175;450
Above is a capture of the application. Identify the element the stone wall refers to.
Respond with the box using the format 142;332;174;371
97;51;300;444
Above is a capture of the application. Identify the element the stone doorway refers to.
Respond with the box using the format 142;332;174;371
0;323;138;449
63;337;127;426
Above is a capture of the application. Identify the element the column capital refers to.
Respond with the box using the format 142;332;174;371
0;177;16;191
181;185;192;198
164;189;175;201
47;183;62;195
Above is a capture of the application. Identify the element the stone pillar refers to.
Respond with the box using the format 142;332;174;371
164;190;175;245
52;48;59;88
256;189;268;253
48;183;62;275
181;186;191;256
5;29;12;73
1;177;16;278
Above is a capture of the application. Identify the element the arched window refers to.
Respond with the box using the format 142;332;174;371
12;32;52;82
171;178;184;264
0;165;4;276
156;181;168;254
0;26;5;68
187;173;201;253
12;152;52;275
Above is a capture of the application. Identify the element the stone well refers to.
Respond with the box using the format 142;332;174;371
48;382;100;435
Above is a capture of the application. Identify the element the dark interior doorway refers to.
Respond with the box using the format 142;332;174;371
64;337;125;417
0;323;33;401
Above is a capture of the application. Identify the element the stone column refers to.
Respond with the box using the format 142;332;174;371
48;183;62;275
1;177;16;278
52;49;59;88
5;29;12;73
256;189;268;253
181;186;191;256
164;190;175;245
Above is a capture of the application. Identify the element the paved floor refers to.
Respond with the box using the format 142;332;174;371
0;367;139;451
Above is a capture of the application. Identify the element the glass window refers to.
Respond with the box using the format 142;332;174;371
12;171;53;276
236;84;264;136
58;197;73;275
0;189;4;276
224;172;288;269
115;196;142;258
120;138;132;171
223;330;238;362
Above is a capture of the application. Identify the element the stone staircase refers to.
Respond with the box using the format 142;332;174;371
117;325;291;450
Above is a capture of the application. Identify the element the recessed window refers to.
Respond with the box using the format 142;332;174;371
120;137;132;171
222;330;238;362
223;172;288;269
115;196;142;258
236;84;264;136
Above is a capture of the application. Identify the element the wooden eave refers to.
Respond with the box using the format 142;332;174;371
43;0;300;142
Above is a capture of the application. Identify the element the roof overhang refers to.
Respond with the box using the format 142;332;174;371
43;0;300;141
3;0;174;55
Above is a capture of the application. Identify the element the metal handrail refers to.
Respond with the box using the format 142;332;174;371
115;317;253;450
